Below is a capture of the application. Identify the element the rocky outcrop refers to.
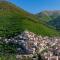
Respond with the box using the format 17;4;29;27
0;30;60;56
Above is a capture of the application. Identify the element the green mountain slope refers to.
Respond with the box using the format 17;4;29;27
48;16;60;30
36;10;60;22
0;1;59;37
36;11;52;22
36;10;60;31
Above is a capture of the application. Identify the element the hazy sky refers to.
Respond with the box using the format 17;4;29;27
9;0;60;14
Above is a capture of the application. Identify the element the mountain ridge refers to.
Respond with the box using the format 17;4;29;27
36;10;60;31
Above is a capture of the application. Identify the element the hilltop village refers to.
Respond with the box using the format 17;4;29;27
0;30;60;60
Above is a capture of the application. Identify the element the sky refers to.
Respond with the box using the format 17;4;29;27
9;0;60;14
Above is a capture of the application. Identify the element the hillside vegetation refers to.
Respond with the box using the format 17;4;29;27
0;1;59;37
36;10;60;31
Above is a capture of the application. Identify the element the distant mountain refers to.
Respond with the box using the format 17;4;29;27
36;10;60;31
48;16;60;30
0;1;59;37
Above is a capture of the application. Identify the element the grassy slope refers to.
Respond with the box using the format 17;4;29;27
48;16;60;30
36;11;52;22
0;1;59;37
36;10;60;22
36;11;60;31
